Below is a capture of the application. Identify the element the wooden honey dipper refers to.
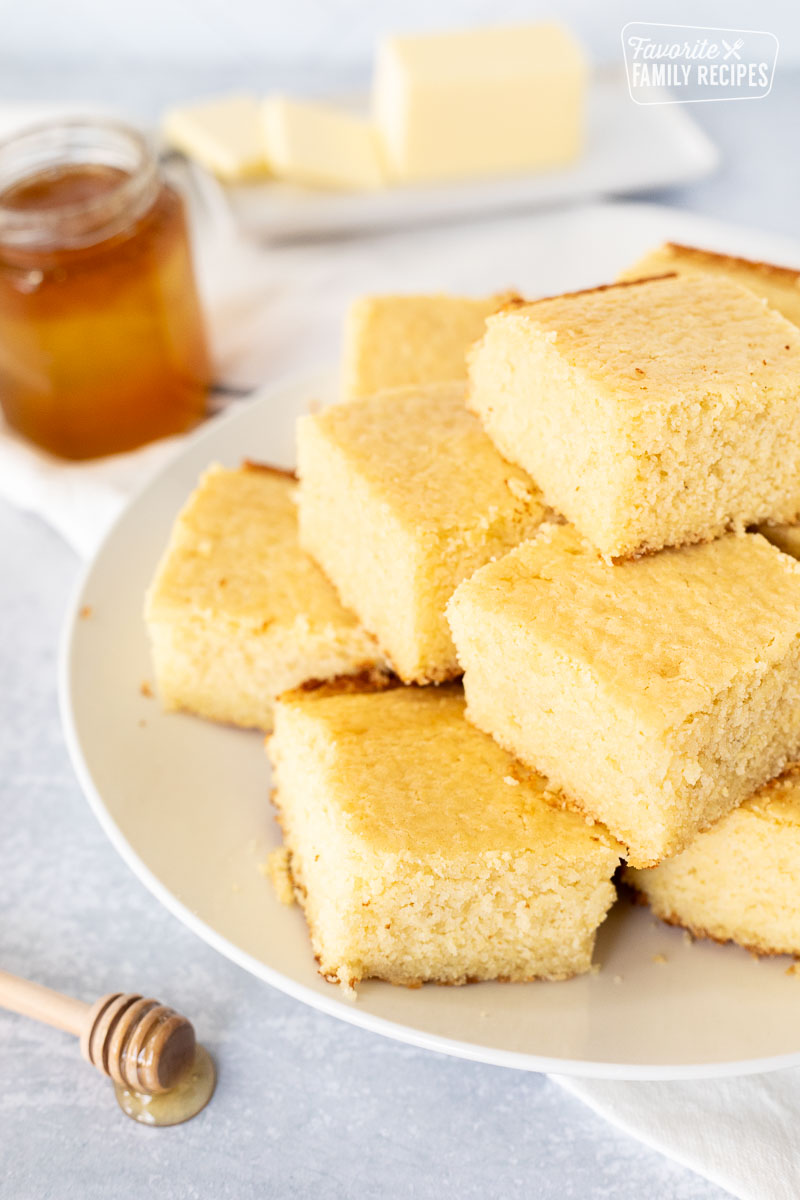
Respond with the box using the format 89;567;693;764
0;968;213;1122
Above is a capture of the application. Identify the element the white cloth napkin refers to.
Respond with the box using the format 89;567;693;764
2;105;798;1200
554;1072;800;1200
0;420;196;557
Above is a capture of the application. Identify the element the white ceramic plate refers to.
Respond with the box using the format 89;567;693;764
227;74;718;240
61;204;800;1080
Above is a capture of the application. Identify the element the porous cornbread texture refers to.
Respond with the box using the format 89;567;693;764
468;275;800;560
268;680;621;990
341;291;519;401
447;524;800;867
626;768;800;957
619;242;800;327
145;463;384;732
296;382;546;682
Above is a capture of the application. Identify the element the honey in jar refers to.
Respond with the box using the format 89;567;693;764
0;118;211;460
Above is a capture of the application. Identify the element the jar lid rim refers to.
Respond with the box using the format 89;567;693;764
0;116;157;245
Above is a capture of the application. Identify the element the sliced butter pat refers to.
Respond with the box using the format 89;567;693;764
373;23;587;184
162;94;268;182
262;96;384;190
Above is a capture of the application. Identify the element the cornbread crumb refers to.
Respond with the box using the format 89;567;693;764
652;954;667;965
140;681;153;698
79;605;92;620
447;524;800;866
468;274;800;558
506;475;537;503
264;847;296;906
342;291;519;401
269;680;622;990
297;383;546;682
144;463;386;732
786;962;800;977
626;767;800;957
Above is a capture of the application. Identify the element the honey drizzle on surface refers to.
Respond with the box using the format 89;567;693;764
114;1044;216;1126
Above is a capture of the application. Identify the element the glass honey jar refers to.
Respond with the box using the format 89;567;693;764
0;118;211;460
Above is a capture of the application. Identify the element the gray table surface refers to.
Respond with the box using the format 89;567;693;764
3;59;798;1200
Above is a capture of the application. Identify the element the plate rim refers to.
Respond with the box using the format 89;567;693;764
58;360;800;1084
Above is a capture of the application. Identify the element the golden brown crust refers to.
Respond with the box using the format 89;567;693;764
469;277;680;375
493;292;528;314
625;881;796;959
610;530;716;565
283;665;461;703
539;787;638;864
521;274;679;311
241;459;298;481
608;512;800;564
287;667;401;702
653;908;788;959
291;667;460;696
664;242;800;284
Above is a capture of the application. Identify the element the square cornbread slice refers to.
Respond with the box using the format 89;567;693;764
625;768;800;957
468;275;800;559
145;462;385;732
447;524;800;867
296;382;546;683
269;679;622;991
619;242;800;327
341;290;520;401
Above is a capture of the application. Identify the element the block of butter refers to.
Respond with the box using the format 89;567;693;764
262;96;384;190
162;94;269;182
373;23;586;184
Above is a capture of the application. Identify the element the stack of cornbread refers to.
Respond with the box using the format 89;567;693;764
146;243;800;993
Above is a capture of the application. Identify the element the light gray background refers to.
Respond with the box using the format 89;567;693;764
2;12;798;1197
1;0;799;67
